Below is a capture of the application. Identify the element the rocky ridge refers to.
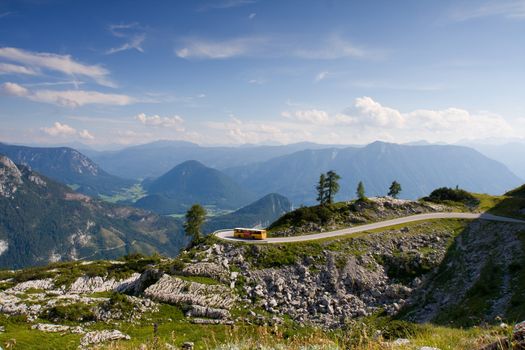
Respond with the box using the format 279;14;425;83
270;196;447;237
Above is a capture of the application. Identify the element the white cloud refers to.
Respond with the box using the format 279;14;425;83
451;0;525;21
41;122;77;136
198;0;257;11
136;113;185;130
176;37;267;59
205;116;310;144
41;122;96;141
0;62;38;75
107;34;145;54
282;109;331;125
281;97;520;144
1;82;134;107
249;13;256;19
30;89;133;107
349;96;405;128
0;47;115;87
248;78;264;85
106;23;146;55
175;34;370;60
1;82;28;96
79;129;95;140
293;34;366;60
314;71;328;82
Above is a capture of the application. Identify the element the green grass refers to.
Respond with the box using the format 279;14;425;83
175;275;222;285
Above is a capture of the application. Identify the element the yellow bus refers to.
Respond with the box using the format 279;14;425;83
233;228;267;240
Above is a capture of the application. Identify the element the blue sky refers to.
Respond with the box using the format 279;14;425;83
0;0;524;148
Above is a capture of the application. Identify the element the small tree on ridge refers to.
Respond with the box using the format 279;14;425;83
184;204;206;243
356;181;366;201
325;170;341;204
388;181;402;198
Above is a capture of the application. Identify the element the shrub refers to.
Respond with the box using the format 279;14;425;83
105;292;134;315
45;303;95;322
424;187;480;206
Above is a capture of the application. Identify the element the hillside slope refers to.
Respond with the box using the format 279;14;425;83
0;143;134;196
0;155;188;268
224;141;523;205
0;193;524;349
136;160;255;214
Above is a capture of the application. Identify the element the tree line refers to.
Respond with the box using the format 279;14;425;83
315;170;402;205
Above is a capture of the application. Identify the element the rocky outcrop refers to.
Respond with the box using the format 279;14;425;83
32;323;85;334
117;268;164;295
185;304;230;319
182;262;228;282
0;156;23;198
79;330;130;348
69;273;141;294
8;278;54;292
144;275;235;310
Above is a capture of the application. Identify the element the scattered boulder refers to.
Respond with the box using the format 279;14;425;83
182;342;194;350
31;323;85;334
79;329;130;348
184;304;230;319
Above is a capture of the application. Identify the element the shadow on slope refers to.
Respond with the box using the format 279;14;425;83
403;190;525;327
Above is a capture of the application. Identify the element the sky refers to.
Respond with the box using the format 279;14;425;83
0;0;524;148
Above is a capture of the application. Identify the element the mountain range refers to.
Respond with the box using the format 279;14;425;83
86;140;352;179
0;155;188;268
135;160;255;215
0;143;133;196
464;141;525;179
223;141;523;205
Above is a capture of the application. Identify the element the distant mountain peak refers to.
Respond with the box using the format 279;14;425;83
137;160;255;215
0;143;133;196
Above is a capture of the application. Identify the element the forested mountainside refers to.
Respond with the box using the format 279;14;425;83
0;155;187;268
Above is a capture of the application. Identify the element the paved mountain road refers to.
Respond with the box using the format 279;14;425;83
214;212;525;244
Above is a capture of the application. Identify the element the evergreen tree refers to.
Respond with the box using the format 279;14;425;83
184;204;206;242
316;173;327;205
356;181;366;201
325;170;341;204
388;181;402;198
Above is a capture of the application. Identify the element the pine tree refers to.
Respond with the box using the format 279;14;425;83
184;204;206;243
316;173;327;205
388;181;402;198
356;181;366;201
325;170;341;204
